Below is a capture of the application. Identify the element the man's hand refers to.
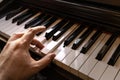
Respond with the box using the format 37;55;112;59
0;26;55;80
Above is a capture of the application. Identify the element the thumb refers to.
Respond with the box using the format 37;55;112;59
34;53;55;71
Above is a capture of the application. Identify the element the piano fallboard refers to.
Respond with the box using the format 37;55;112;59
17;0;120;32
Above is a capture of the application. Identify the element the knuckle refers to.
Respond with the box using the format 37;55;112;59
14;39;26;47
20;39;28;44
16;41;22;46
5;41;21;50
13;41;22;48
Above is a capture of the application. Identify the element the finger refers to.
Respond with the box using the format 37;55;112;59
34;53;55;71
8;33;24;42
31;38;44;49
20;26;46;46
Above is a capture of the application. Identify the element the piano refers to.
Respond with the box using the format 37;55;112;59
0;0;120;80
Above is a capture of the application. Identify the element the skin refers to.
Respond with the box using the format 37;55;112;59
0;26;55;80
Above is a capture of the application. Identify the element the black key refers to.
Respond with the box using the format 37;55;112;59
0;4;20;19
6;7;25;20
24;13;46;29
45;19;68;40
80;31;102;54
53;21;74;41
63;24;85;47
72;27;93;50
41;16;58;28
12;9;31;23
30;14;51;27
17;10;38;25
108;44;120;66
0;0;12;11
36;16;58;36
96;33;118;61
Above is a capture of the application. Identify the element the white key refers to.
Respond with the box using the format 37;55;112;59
0;17;15;37
53;24;82;62
54;25;85;69
61;29;95;72
58;27;87;70
115;58;120;80
54;42;74;70
0;9;29;35
0;0;3;3
1;9;28;31
41;20;70;46
79;33;111;78
36;18;62;43
33;18;63;53
100;37;120;80
8;12;41;36
89;35;119;80
69;32;106;79
54;43;72;62
26;18;62;53
0;18;16;38
90;62;107;80
41;24;78;55
0;17;12;31
3;22;18;36
1;18;15;32
101;62;120;80
62;27;88;64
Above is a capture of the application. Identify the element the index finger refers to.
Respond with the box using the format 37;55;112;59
20;26;46;45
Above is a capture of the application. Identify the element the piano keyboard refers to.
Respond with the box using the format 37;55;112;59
0;0;2;2
0;4;120;80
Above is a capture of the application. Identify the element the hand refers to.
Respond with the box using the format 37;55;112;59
0;26;55;80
